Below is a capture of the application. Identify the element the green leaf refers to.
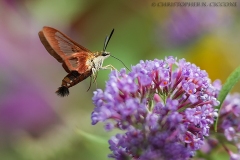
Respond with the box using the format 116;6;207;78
214;66;240;132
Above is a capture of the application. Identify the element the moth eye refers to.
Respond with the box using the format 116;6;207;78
102;52;109;56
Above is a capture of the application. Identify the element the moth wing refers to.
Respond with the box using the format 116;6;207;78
38;26;93;73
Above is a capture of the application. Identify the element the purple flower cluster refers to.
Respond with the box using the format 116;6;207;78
91;57;219;160
219;93;240;159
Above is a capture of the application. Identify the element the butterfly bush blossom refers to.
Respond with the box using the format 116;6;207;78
198;92;240;160
218;93;240;159
91;57;219;160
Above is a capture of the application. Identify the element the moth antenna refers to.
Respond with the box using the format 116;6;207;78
103;36;108;51
103;29;114;52
102;29;130;71
110;55;130;71
56;86;69;97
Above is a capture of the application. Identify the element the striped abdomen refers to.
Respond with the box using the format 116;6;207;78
56;70;92;97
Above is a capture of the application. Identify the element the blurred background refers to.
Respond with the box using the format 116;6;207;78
0;0;240;159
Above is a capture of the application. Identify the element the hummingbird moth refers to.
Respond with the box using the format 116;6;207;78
38;26;118;97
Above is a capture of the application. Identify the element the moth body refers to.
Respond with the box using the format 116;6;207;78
38;26;114;97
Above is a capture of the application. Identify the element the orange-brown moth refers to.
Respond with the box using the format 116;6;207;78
38;26;116;97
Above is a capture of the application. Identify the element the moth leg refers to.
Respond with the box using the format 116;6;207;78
101;64;116;71
93;71;98;84
87;75;93;91
92;67;97;76
92;68;98;83
94;77;98;89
